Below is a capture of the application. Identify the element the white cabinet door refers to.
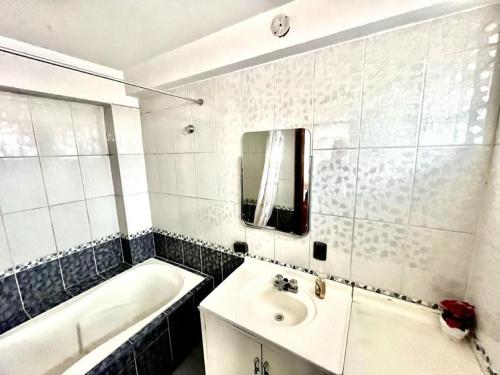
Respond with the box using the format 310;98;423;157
203;312;262;375
261;344;327;375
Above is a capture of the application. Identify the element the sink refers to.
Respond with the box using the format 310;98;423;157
240;279;316;327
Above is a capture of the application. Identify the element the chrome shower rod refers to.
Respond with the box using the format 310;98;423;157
0;45;204;105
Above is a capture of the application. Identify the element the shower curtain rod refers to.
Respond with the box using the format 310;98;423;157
0;45;204;105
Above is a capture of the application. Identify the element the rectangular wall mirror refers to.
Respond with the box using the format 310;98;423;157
241;128;311;236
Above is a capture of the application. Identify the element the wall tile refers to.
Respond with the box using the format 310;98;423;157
191;82;216;153
195;153;218;200
201;247;222;285
50;201;91;251
175;153;196;197
0;157;47;213
197;199;220;244
311;149;358;217
59;247;97;287
30;98;76;156
309;214;353;279
41;156;84;205
141;109;176;154
221;253;244;280
118;154;148;195
220;201;246;249
0;275;29;334
71;103;108;155
0;217;12;271
122;193;152;235
0;93;37;157
420;47;499;146
246;227;274;259
111;106;144;154
163;236;184;264
356;148;415;224
182;241;201;270
94;238;122;273
162;194;181;233
242;63;274;131
275;53;314;129
3;207;56;265
178;196;199;238
158;154;177;194
171;106;194;154
130;233;154;264
79;156;114;198
410;146;490;232
275;232;309;268
217;151;241;203
86;196;119;240
145;154;161;193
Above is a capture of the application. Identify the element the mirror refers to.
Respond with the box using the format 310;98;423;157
241;128;311;236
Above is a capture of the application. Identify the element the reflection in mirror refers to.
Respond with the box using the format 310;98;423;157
241;128;311;236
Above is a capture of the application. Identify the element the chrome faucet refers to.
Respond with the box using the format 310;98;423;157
273;274;298;293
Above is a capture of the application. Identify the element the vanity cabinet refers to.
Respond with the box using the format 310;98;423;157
201;311;327;375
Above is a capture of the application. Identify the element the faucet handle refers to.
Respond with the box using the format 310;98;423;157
274;274;283;282
288;278;298;293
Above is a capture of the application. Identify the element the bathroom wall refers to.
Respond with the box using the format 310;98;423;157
140;4;500;305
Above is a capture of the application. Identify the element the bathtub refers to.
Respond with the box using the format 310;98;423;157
0;258;205;375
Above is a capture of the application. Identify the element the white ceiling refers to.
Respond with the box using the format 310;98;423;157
0;0;292;69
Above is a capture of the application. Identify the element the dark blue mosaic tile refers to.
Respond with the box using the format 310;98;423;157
94;239;123;273
191;277;213;308
130;313;169;357
130;233;154;264
153;233;166;258
201;247;222;286
221;253;244;280
164;236;183;263
67;275;104;297
99;263;131;280
60;248;97;287
0;275;29;334
182;241;201;271
86;341;136;375
135;331;172;375
121;238;132;265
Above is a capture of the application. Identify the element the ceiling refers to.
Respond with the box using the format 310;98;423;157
0;0;292;69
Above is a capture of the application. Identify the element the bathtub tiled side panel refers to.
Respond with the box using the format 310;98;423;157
86;341;136;375
0;275;29;334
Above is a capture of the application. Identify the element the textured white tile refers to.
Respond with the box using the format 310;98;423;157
242;63;274;131
356;148;415;224
220;201;246;249
162;194;181;233
245;227;275;259
171;106;193;153
275;232;309;268
420;47;499;146
0;216;12;271
178;196;199;238
158;154;177;194
41;156;84;205
86;196;119;240
198;199;221;244
111;106;144;154
275;53;314;129
145;154;161;193
351;219;407;291
311;149;358;217
122;193;152;235
79;156;114;199
309;214;353;279
410;146;490;232
30;97;77;156
175;153;196;197
190;81;216;153
71;103;107;155
195;153;219;200
0;93;37;157
3;207;56;264
141;109;176;154
118;154;148;195
0;157;47;213
361;61;424;147
50;201;91;250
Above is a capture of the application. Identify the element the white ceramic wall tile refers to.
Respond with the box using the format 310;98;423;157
149;193;163;229
197;199;221;244
190;86;216;152
242;63;274;131
275;232;309;268
356;148;416;224
141;109;176;154
195;153;219;200
175;153;196;197
3;207;56;265
361;61;424;147
122;193;152;235
145;154;161;193
86;196;119;240
117;155;148;195
0;93;37;157
158;154;177;194
0;157;47;213
79;156;114;199
275;53;314;129
178;196;199;238
311;149;358;217
71;103;108;155
0;217;12;271
245;227;275;259
171;106;194;153
41;156;85;205
428;4;500;57
309;213;353;279
111;106;144;154
219;201;246;249
410;146;490;232
313;40;364;150
351;219;407;291
30;97;77;156
50;201;91;250
420;47;499;146
162;194;181;233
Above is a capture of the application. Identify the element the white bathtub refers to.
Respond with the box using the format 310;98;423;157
0;258;204;375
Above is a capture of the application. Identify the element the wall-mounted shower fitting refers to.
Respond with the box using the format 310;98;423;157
183;124;195;135
271;14;290;37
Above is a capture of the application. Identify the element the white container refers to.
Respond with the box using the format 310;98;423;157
440;315;469;340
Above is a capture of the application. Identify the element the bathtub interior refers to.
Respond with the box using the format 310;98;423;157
0;258;204;375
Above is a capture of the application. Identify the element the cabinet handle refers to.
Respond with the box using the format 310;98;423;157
254;357;260;374
263;361;270;375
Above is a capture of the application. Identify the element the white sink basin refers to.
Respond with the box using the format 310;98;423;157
240;279;317;327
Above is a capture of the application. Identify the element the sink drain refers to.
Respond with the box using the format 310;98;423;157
274;313;284;322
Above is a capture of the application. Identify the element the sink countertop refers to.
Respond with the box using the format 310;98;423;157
199;257;352;374
343;289;481;375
